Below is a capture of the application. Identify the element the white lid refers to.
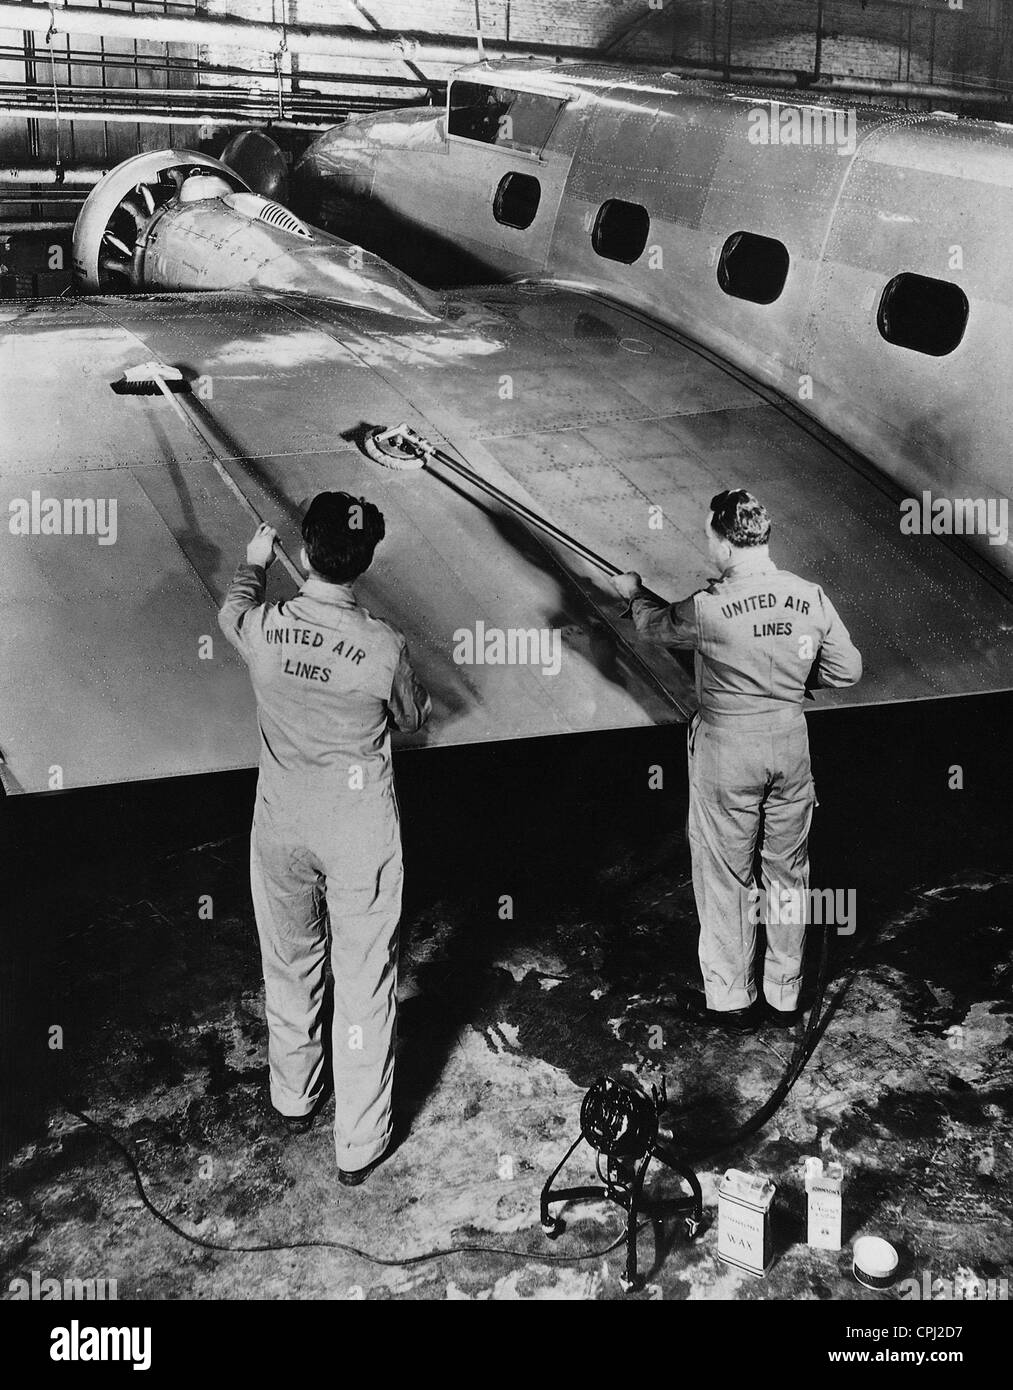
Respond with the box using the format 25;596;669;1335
853;1236;899;1280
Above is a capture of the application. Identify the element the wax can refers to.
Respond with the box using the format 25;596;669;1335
717;1168;776;1277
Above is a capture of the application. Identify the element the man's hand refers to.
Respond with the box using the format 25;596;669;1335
609;571;643;601
246;522;278;569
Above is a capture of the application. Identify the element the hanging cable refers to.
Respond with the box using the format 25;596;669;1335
45;13;63;177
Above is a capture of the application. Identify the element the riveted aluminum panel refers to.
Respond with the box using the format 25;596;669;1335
0;467;258;792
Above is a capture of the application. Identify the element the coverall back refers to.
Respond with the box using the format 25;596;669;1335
220;564;430;1170
630;551;862;1011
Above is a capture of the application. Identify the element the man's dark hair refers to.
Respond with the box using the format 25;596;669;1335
301;491;385;582
709;489;772;548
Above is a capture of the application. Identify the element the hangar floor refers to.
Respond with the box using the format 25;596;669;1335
2;694;1011;1302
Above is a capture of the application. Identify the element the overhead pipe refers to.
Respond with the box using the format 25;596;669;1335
797;71;1009;107
0;82;399;116
0;217;74;230
0;164;105;184
0;192;90;204
0;42;441;90
0;104;337;129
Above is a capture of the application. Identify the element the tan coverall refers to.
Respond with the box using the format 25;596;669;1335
629;553;862;1011
219;565;431;1169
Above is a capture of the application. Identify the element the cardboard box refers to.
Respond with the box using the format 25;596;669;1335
805;1158;843;1252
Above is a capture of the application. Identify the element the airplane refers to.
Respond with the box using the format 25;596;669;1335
0;59;1010;795
294;59;1013;582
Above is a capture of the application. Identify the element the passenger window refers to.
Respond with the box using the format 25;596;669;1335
494;172;542;230
877;272;969;356
717;232;790;304
592;200;650;264
448;81;565;154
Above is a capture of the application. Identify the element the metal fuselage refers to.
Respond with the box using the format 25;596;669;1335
295;60;1013;580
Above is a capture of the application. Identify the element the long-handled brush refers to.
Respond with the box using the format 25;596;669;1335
117;360;304;587
363;422;648;588
363;423;696;717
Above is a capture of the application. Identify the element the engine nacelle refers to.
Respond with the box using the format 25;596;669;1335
71;147;439;321
73;149;249;292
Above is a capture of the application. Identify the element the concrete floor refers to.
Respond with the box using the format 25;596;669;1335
2;699;1011;1301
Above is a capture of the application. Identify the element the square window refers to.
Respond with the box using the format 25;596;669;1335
494;172;542;230
717;232;790;304
877;273;969;356
592;200;651;264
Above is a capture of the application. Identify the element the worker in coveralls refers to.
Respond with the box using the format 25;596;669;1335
219;493;431;1183
611;491;862;1032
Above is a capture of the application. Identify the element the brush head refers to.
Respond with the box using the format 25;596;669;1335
113;361;188;394
363;425;429;471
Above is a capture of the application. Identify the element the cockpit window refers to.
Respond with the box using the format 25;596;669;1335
448;81;566;154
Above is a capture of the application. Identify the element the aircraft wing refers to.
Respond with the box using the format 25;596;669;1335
1;283;1010;793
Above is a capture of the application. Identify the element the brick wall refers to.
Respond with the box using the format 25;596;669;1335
208;1;1011;99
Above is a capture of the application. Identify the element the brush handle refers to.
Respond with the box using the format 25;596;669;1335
149;373;304;589
388;427;627;580
425;445;672;605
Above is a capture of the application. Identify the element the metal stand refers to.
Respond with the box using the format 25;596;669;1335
539;1077;704;1293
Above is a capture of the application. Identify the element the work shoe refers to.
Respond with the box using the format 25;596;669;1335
679;994;760;1033
338;1143;390;1187
274;1109;314;1136
704;1004;760;1033
764;1002;803;1029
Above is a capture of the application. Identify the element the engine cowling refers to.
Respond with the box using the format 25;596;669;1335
72;149;249;292
71;147;439;321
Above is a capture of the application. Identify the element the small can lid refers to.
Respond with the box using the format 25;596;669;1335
853;1236;899;1289
720;1168;775;1204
